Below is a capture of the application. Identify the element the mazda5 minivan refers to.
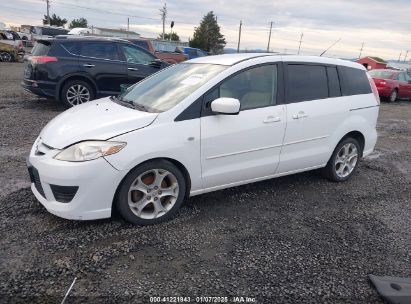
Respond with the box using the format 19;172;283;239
28;54;380;225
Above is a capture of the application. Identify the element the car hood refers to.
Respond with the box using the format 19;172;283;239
40;97;158;149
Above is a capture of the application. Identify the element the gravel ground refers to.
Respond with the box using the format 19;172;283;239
0;62;410;303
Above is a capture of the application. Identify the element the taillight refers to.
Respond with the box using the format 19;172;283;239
367;73;380;105
30;56;58;64
380;81;386;85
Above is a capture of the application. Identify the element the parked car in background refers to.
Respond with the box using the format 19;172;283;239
127;38;188;64
0;30;24;61
30;26;69;40
369;69;411;102
27;54;379;225
177;47;208;59
22;37;168;107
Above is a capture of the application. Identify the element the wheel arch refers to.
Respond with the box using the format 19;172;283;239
56;73;97;101
339;130;365;157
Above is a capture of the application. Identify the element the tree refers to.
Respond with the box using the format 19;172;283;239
43;14;68;27
69;18;88;29
189;11;226;54
158;32;180;41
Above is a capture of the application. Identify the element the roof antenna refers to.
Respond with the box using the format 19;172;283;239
320;38;341;57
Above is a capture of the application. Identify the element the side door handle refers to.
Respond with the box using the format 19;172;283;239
292;111;308;119
83;64;95;68
128;67;139;71
263;115;281;123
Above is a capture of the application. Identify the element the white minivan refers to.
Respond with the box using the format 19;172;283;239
28;54;380;225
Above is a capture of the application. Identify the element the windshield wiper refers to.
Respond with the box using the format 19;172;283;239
133;103;150;112
110;95;136;110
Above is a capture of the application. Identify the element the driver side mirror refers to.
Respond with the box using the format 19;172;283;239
211;98;240;115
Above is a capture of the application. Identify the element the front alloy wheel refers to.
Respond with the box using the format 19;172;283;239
0;52;12;62
128;169;179;219
116;160;186;225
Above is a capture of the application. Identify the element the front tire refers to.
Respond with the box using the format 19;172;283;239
0;51;13;62
116;160;187;225
322;137;361;182
61;80;94;107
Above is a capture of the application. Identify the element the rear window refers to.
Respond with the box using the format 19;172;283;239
287;65;329;103
339;66;372;96
80;42;120;61
31;41;51;56
368;70;395;79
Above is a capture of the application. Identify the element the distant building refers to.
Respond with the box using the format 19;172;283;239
356;56;387;70
92;27;140;39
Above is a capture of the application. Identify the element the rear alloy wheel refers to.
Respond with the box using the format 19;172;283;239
61;80;94;107
116;160;186;225
389;89;398;102
0;52;12;62
322;137;361;182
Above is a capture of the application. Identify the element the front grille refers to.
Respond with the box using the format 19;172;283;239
50;185;78;203
28;166;45;198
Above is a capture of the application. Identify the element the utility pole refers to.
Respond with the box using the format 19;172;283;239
297;32;303;55
127;18;129;38
403;50;409;62
398;51;402;62
46;0;50;25
267;21;273;52
358;42;364;59
237;20;242;53
159;3;167;40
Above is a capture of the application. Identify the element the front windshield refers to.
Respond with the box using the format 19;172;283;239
368;70;395;79
120;63;227;112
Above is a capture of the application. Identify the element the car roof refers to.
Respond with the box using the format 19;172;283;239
44;36;131;43
371;69;400;73
188;53;366;69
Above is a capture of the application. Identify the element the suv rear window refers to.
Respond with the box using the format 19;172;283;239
339;66;372;96
31;41;51;56
287;65;329;103
80;42;120;61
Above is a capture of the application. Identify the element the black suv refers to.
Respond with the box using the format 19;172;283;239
22;37;168;107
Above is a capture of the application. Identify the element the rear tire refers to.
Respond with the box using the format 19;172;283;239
322;137;362;182
388;89;398;102
61;80;95;107
116;160;187;225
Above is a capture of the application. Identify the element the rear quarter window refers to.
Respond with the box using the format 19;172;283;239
286;64;329;103
31;41;51;56
339;66;372;96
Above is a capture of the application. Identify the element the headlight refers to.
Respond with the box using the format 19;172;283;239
54;141;126;162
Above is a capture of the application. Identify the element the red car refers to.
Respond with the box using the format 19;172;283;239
369;69;411;102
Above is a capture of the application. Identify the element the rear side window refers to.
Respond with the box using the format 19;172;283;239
397;73;406;82
287;65;328;103
131;40;149;51
31;41;51;56
339;66;372;96
81;42;120;61
61;42;80;55
327;67;341;97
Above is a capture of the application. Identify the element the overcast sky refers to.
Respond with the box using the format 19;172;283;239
1;0;410;59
